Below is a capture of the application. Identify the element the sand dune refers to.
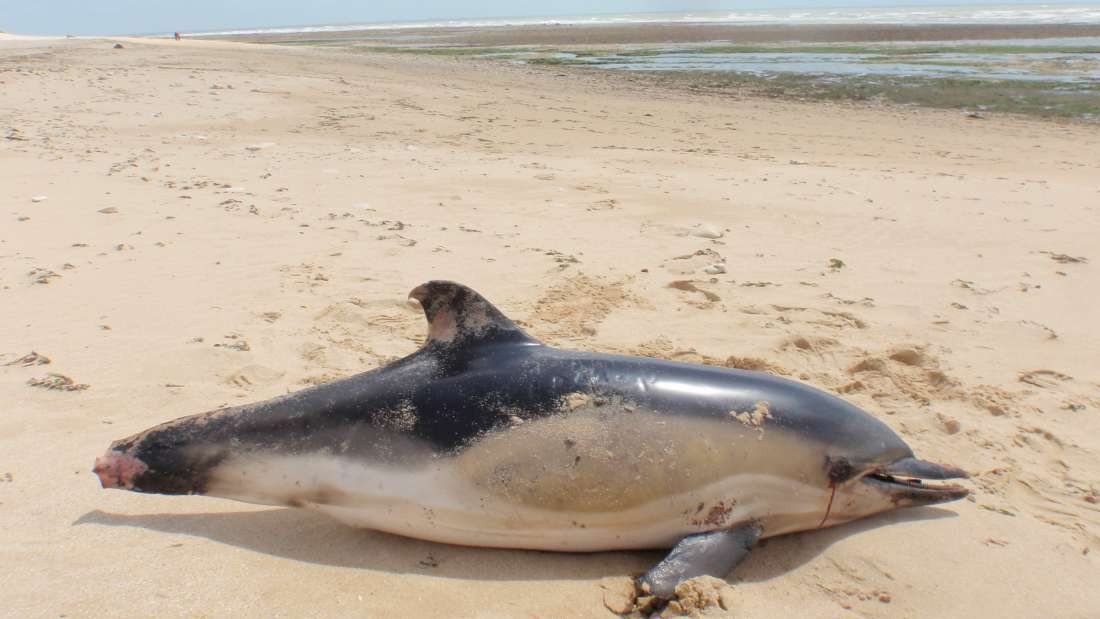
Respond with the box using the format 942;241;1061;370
1;37;1098;617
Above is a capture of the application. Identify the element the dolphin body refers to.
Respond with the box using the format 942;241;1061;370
95;281;968;598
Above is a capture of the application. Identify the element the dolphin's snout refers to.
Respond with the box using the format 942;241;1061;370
880;457;968;480
93;450;148;490
858;456;970;508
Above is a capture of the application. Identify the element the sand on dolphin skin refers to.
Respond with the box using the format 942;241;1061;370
1;34;1098;618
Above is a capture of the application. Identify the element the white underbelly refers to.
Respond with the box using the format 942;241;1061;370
206;454;832;551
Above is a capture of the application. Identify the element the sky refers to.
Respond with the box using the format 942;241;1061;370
1;0;1095;36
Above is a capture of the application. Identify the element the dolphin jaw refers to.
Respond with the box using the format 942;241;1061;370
858;457;970;507
861;472;969;505
879;456;969;481
819;456;969;526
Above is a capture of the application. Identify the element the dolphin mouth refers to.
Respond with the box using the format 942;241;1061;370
862;465;968;506
859;457;969;504
865;472;968;499
879;456;968;480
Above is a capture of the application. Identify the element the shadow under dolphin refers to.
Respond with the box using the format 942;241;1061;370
75;505;957;582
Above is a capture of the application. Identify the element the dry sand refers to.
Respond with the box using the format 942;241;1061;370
1;35;1098;617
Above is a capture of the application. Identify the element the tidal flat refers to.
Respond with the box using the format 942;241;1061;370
341;41;1100;121
250;23;1100;121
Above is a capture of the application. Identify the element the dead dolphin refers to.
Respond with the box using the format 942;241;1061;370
94;281;967;599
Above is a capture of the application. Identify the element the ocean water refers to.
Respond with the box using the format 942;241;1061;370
189;4;1100;37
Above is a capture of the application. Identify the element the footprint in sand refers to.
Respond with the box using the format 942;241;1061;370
624;337;788;376
844;346;962;407
531;274;646;340
779;335;839;355
667;280;721;305
1018;369;1072;388
225;364;285;389
769;305;867;330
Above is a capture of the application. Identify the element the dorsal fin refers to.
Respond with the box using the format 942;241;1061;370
408;281;538;349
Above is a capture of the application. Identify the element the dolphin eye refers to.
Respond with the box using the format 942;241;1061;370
825;456;855;484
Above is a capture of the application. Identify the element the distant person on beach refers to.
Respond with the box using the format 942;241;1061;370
174;32;181;41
